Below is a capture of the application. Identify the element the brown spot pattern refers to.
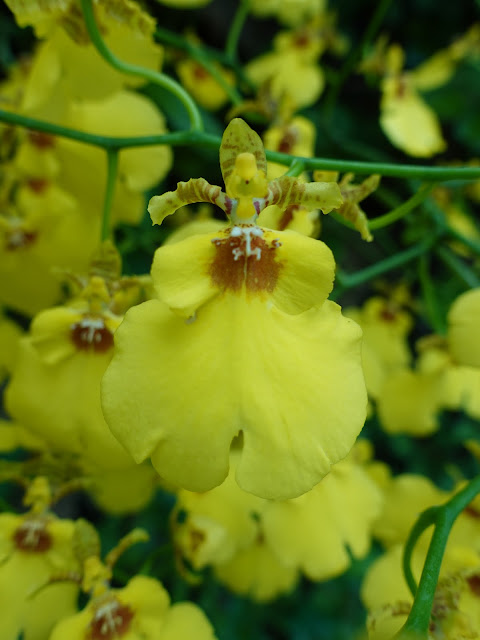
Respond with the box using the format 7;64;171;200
89;599;134;640
13;520;52;552
70;317;114;353
209;228;282;295
28;130;55;149
5;229;37;251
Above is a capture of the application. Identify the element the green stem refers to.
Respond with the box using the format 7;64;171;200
323;0;393;117
336;238;434;288
225;0;250;62
101;149;119;241
194;56;243;106
397;475;480;638
445;225;480;256
419;253;446;334
4;107;480;182
436;246;480;288
402;507;439;597
369;184;434;230
154;27;255;91
284;159;305;177
79;0;203;131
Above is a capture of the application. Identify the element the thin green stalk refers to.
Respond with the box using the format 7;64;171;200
369;184;434;230
80;0;203;131
284;159;305;177
101;149;119;241
225;0;250;62
336;238;434;288
194;56;243;106
5;107;480;182
445;225;480;256
323;0;393;117
402;507;439;597
397;475;480;638
436;246;480;288
154;27;255;90
419;253;446;334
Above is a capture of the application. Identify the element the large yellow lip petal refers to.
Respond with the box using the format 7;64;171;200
151;232;220;318
101;296;366;499
268;228;334;314
152;227;335;317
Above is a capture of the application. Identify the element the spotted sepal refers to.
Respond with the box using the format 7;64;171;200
148;178;227;225
265;176;343;214
220;118;267;186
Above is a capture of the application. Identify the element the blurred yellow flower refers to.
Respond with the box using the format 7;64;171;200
6;247;151;470
0;478;80;640
176;59;235;111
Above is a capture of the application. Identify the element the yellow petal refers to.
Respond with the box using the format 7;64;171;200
160;602;217;640
214;539;298;601
102;296;366;499
447;288;480;368
263;458;382;580
151;227;335;317
380;80;446;157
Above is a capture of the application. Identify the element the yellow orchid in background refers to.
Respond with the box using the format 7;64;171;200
5;243;152;470
102;118;367;500
172;443;381;601
250;0;327;27
0;478;80;640
5;0;156;43
48;523;217;640
176;58;236;111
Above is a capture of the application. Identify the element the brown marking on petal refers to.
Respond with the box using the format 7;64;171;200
189;528;206;553
89;598;134;640
70;317;114;353
5;229;37;251
278;204;297;230
27;178;49;194
28;130;55;149
193;64;209;80
464;505;480;519
379;305;398;322
467;575;480;596
13;520;52;552
278;128;299;154
209;227;282;296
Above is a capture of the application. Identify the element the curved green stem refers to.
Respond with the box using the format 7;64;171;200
225;0;250;62
284;159;305;177
402;507;439;598
79;0;203;131
369;184;434;230
154;27;255;91
397;474;480;639
101;149;119;241
4;108;480;182
436;246;480;288
336;237;435;288
419;253;446;335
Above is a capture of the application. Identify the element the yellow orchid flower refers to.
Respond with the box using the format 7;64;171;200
0;478;81;640
102;118;367;500
5;244;151;470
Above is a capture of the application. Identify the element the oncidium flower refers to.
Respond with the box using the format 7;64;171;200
0;477;81;640
102;118;367;500
48;522;217;640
